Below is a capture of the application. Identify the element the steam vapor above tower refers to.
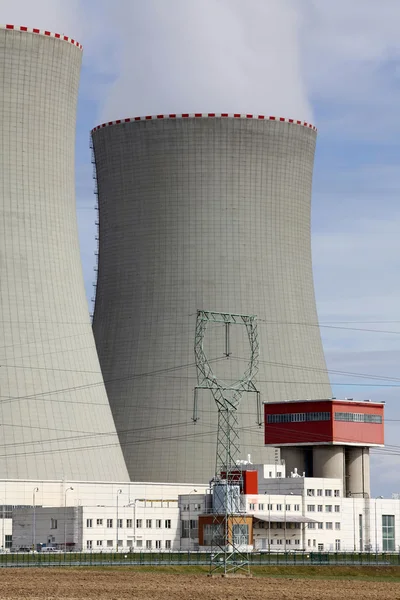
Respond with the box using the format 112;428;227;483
0;24;129;481
91;113;332;483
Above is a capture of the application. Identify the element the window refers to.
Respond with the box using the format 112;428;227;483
335;539;341;551
325;490;332;497
165;540;171;549
136;540;143;548
269;471;272;478
326;522;333;530
5;535;12;550
268;503;273;511
277;472;282;478
156;519;162;529
258;504;264;511
276;539;282;545
107;540;113;547
165;520;171;529
285;504;291;511
97;519;103;526
136;519;142;529
382;515;395;551
146;540;152;549
181;521;190;538
87;540;93;549
86;519;93;528
307;539;311;547
276;523;283;529
194;503;201;511
317;489;323;496
334;412;382;424
307;523;315;529
267;412;331;424
294;523;301;529
107;519;113;528
318;543;324;551
307;505;315;512
118;540;123;547
335;522;341;530
334;505;340;513
249;503;256;510
276;504;282;511
117;519;123;529
96;540;103;547
182;504;189;511
307;489;315;497
126;519;133;528
155;540;161;549
325;505;332;512
294;504;300;512
334;490;340;497
318;505;323;512
51;519;58;529
286;539;291;545
127;540;133;547
146;519;152;529
318;522;323;530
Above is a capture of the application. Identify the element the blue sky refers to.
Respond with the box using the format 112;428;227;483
2;0;400;495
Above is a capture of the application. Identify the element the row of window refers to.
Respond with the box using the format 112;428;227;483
334;412;382;424
307;489;340;497
307;522;341;530
85;519;172;529
307;505;340;513
249;503;301;511
267;412;330;424
86;539;172;550
308;539;341;551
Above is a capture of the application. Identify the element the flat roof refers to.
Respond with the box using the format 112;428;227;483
263;398;384;407
254;515;317;524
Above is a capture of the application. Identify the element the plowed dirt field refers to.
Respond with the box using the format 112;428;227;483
0;568;399;599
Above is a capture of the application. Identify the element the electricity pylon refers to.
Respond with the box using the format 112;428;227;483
193;310;259;575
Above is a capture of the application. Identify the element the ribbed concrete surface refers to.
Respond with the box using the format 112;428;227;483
0;26;129;481
92;116;332;483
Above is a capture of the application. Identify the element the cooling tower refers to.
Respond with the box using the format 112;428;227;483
91;113;332;483
0;24;129;481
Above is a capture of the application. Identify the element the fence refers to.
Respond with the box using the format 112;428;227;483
0;550;399;568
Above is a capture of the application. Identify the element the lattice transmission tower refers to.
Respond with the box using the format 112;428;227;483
193;310;260;575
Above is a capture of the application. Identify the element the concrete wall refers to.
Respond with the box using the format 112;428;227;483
0;26;128;480
92;115;332;483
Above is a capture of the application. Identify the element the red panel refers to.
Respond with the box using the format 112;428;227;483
332;401;384;445
264;400;333;445
264;400;384;447
243;470;258;494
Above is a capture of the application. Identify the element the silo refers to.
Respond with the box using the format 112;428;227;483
91;113;332;483
0;25;129;481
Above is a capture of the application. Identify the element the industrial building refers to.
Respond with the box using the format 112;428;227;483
264;398;384;497
0;24;129;481
9;464;400;554
91;113;332;483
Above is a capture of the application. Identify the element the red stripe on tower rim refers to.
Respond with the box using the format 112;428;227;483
6;24;14;29
91;113;317;131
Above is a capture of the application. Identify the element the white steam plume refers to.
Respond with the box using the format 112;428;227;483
90;0;312;124
0;0;82;40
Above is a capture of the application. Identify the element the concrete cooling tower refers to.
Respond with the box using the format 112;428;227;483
0;25;129;481
91;113;332;483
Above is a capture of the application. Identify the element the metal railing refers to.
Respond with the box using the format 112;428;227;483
0;550;399;568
